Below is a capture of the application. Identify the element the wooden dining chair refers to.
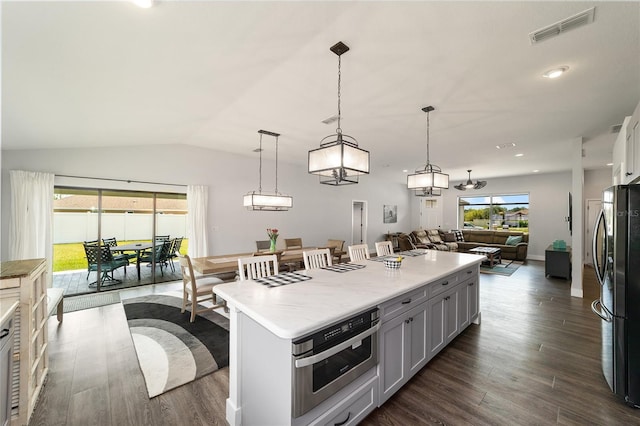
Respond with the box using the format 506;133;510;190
284;238;303;249
256;240;271;252
348;244;370;262
326;239;345;263
303;248;333;270
178;254;226;322
238;254;279;281
375;241;394;257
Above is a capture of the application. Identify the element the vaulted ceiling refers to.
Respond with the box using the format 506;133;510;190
2;1;639;184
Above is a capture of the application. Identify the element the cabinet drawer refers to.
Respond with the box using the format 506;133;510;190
427;273;459;299
309;375;378;426
457;266;477;282
378;286;428;321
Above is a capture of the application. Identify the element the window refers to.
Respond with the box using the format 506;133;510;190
458;194;529;232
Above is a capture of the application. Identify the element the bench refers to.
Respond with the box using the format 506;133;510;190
47;287;64;322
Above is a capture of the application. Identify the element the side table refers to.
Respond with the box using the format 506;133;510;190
545;245;571;279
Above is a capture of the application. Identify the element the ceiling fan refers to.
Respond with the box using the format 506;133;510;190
454;170;487;191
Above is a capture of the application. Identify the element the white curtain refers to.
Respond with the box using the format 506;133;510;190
9;170;54;285
187;185;209;258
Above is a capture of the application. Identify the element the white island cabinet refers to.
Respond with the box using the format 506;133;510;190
214;250;483;426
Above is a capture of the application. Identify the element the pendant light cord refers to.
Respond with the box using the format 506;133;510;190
336;54;342;135
425;109;430;166
258;132;263;193
275;135;279;193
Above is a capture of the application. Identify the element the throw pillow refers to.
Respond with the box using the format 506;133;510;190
443;232;456;242
427;230;443;243
505;235;523;245
452;230;464;242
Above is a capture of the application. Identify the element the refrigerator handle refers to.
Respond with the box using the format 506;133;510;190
591;299;612;322
592;209;606;288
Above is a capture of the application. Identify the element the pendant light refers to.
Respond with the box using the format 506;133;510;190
454;169;487;191
243;130;293;211
308;41;370;185
407;106;449;196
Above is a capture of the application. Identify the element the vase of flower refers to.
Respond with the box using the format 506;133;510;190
267;228;279;252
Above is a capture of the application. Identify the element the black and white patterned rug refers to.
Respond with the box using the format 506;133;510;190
122;294;229;398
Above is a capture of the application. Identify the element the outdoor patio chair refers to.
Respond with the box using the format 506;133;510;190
83;242;129;287
138;240;172;276
102;237;137;265
167;237;183;272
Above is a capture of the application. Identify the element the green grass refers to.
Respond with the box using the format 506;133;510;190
52;239;189;272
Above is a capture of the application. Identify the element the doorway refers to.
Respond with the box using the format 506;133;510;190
351;201;368;246
53;187;187;296
585;198;602;265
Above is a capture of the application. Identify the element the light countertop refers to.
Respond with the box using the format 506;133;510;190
215;250;484;339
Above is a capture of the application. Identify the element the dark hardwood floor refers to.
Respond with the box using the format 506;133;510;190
29;261;640;425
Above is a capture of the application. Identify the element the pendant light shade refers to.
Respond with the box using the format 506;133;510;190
308;41;369;186
454;169;487;191
244;130;293;211
407;106;449;196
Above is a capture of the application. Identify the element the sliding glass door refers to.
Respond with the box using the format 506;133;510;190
52;187;187;296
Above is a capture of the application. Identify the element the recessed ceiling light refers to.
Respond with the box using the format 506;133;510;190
533;169;540;173
402;169;408;173
496;142;517;149
515;153;524;157
543;66;569;79
606;163;613;166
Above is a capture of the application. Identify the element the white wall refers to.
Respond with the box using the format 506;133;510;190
1;144;413;259
584;168;613;201
419;171;575;261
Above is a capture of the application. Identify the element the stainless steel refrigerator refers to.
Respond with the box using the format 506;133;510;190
592;184;640;407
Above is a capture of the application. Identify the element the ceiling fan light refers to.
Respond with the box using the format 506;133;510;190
455;169;487;191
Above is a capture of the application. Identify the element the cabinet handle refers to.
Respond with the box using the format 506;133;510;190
401;299;412;305
468;282;475;286
335;412;351;426
467;270;472;274
444;296;450;301
0;329;9;339
442;281;449;286
626;172;634;176
410;317;414;322
405;319;410;324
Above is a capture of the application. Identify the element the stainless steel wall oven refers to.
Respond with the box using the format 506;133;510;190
291;308;379;417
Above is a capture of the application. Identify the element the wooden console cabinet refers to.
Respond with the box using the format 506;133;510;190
0;259;48;426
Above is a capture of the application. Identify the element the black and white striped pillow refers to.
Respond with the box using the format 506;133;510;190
452;230;464;242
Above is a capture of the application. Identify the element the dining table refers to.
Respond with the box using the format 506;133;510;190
110;241;162;280
191;247;317;275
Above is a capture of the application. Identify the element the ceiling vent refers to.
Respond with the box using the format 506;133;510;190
321;115;340;125
610;124;623;134
529;7;596;44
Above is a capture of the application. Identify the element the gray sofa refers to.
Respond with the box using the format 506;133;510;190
457;230;528;261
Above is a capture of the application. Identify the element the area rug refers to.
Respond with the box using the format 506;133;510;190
122;293;230;398
480;260;522;276
63;291;121;313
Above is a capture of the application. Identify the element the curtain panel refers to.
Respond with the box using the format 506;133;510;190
187;185;209;258
9;170;54;285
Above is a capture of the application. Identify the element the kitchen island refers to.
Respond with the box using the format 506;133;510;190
215;250;484;426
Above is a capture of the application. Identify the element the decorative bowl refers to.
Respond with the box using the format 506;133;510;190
383;259;402;269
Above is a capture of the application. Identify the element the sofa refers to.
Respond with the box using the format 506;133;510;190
410;229;458;251
457;230;528;261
